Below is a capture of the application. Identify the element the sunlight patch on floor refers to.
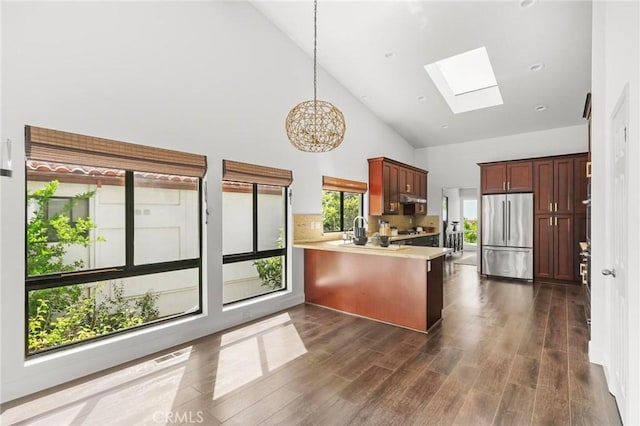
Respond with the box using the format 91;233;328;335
213;314;307;400
220;312;292;346
2;346;193;425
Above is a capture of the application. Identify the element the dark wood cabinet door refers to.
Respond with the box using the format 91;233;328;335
368;159;383;216
399;168;416;194
534;214;554;280
481;163;507;194
574;155;589;215
418;173;427;198
554;157;574;214
383;163;392;214
412;171;421;196
387;164;399;214
534;160;554;215
506;161;533;192
398;167;407;195
553;214;575;281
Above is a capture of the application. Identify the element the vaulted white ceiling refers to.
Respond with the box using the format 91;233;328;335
252;1;592;148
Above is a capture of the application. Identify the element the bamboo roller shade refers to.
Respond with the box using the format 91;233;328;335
222;160;292;187
25;126;207;177
322;175;367;193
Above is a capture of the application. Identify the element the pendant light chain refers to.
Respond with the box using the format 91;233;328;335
313;0;318;137
285;0;346;152
313;0;317;104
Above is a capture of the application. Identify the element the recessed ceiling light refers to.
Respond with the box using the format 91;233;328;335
361;95;368;100
418;96;426;101
535;105;547;112
441;124;449;129
384;52;395;59
520;0;537;8
529;63;545;72
424;46;503;114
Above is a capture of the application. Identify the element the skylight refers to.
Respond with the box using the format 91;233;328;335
425;46;503;114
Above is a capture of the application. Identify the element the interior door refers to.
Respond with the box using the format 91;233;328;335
604;87;629;417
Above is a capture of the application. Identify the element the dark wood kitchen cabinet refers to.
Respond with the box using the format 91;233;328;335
480;160;532;194
532;153;588;282
399;167;418;195
534;214;574;281
369;157;428;216
534;156;578;214
384;163;399;215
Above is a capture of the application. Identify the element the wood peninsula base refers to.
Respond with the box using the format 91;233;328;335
303;249;444;332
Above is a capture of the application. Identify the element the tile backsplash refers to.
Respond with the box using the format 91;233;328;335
367;214;440;235
294;213;441;242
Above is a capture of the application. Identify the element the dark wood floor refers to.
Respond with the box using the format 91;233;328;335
2;263;621;425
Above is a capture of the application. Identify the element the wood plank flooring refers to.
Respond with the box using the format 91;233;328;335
1;263;621;425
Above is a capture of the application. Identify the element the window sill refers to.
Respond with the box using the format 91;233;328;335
222;288;290;313
24;312;206;367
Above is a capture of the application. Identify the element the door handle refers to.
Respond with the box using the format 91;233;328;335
554;202;558;212
507;181;510;191
601;268;616;278
503;182;505;191
507;200;511;240
549;202;552;212
554;217;557;226
549;217;552;226
502;200;506;242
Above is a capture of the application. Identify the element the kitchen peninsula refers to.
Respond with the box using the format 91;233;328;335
295;241;449;332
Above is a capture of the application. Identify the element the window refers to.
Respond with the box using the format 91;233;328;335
222;160;291;305
44;196;90;242
25;126;206;356
321;176;367;232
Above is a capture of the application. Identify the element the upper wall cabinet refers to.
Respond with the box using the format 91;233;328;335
480;160;533;194
368;157;428;216
533;156;575;215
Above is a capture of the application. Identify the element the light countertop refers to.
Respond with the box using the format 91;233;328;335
294;240;449;261
389;232;440;242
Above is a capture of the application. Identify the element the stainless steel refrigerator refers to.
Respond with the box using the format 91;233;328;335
482;193;533;280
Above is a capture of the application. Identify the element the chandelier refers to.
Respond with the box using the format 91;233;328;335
285;0;346;152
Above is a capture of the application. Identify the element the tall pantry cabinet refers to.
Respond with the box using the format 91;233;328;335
533;153;588;282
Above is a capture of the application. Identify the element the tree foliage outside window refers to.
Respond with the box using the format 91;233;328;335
26;180;159;353
322;190;362;232
463;218;478;244
253;230;284;290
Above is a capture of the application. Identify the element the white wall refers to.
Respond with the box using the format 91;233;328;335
590;2;640;424
0;2;415;402
415;125;588;216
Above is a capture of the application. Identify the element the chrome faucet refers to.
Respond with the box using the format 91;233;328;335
353;215;368;230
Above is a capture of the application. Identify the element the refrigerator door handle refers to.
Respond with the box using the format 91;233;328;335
502;200;506;242
507;200;511;241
